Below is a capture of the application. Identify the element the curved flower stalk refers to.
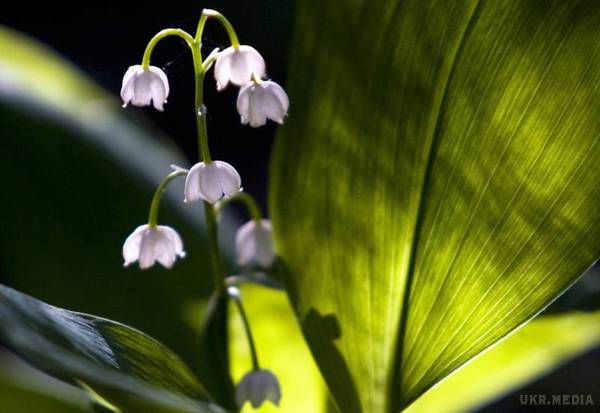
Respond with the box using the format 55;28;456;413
121;167;188;270
228;286;282;409
120;7;287;408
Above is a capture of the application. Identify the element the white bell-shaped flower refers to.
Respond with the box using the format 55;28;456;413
237;80;289;127
184;160;241;204
235;369;281;408
122;224;185;269
214;46;266;91
235;219;275;268
120;65;170;111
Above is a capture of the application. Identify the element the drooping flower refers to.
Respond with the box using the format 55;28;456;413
235;219;275;267
235;369;281;409
184;160;241;204
120;65;170;111
214;46;266;91
122;224;185;269
236;80;289;127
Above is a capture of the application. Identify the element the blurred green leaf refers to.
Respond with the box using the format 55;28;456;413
228;284;329;413
406;310;600;412
271;0;600;411
0;350;91;413
0;284;223;413
0;26;237;404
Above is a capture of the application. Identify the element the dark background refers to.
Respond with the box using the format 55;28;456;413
2;1;600;411
1;0;293;211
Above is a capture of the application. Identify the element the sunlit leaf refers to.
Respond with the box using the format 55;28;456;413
406;310;600;412
0;284;223;413
270;1;600;411
228;284;328;413
0;26;237;406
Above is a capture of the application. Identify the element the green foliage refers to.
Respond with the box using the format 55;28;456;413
0;351;91;413
0;26;237;405
0;284;222;412
270;0;600;411
406;310;600;412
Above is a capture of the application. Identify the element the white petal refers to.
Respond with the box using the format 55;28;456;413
153;232;176;269
214;161;242;198
184;161;241;203
235;370;280;408
120;65;141;106
138;229;159;269
230;46;266;86
214;48;234;91
248;372;267;408
266;81;289;112
198;163;226;203
262;370;281;406
236;83;252;121
184;162;204;202
235;220;275;267
148;66;169;111
214;46;266;90
131;72;153;107
158;226;186;258
235;221;257;266
248;88;268;127
238;81;289;128
254;220;275;267
122;224;148;266
235;377;250;407
263;81;289;124
149;66;170;97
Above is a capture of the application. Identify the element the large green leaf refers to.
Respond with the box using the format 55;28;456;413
270;0;600;411
406;310;600;412
0;26;237;405
0;284;223;412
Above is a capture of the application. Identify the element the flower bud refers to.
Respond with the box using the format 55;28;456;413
214;46;266;91
184;161;241;204
237;80;289;127
235;219;275;268
120;65;170;111
122;224;185;269
235;369;281;408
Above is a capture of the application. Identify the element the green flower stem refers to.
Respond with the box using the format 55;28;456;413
216;192;263;223
195;13;209;44
191;41;212;163
202;48;221;71
147;169;188;228
141;28;194;69
201;9;241;49
204;202;226;289
190;15;224;290
228;287;260;370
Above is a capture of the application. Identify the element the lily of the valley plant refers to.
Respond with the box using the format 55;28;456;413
121;8;288;409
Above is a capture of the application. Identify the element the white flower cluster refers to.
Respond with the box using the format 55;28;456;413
120;46;288;127
119;14;283;409
120;42;283;272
